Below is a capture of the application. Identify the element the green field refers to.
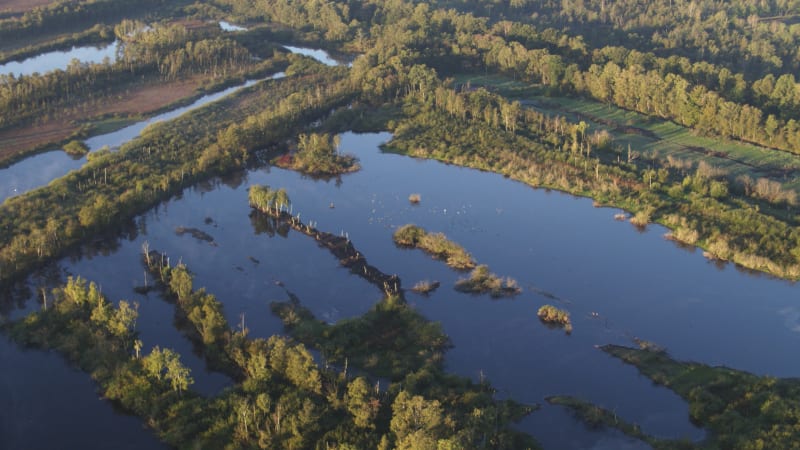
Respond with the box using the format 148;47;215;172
455;73;800;192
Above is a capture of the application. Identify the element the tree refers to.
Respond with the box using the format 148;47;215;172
165;351;193;395
390;391;443;446
346;377;380;429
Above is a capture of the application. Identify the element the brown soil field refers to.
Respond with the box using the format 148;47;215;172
0;0;55;15
0;77;204;164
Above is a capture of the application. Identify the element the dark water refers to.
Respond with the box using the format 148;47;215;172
0;336;167;450
13;131;800;449
0;41;119;77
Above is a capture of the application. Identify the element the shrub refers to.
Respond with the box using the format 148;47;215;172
537;304;571;332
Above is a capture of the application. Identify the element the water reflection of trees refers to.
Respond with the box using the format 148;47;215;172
248;210;291;238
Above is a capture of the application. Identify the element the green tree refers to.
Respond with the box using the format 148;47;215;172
346;377;380;429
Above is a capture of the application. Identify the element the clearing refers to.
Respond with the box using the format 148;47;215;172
0;77;204;165
0;0;55;15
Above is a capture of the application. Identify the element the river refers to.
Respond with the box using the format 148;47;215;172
0;39;345;203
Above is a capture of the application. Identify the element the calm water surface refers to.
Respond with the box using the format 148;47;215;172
11;132;799;448
0;41;119;77
3;44;798;447
0;75;283;204
0;38;339;203
0;336;167;450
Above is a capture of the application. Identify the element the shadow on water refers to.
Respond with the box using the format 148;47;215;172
6;127;800;448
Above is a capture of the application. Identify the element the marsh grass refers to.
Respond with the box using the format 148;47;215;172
455;265;521;298
537;304;572;333
393;224;476;270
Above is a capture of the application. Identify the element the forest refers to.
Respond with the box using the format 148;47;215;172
3;0;800;448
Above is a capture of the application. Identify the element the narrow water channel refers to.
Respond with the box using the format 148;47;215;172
0;75;282;204
0;43;342;204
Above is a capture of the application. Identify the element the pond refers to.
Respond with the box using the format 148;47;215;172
10;130;800;448
0;41;119;77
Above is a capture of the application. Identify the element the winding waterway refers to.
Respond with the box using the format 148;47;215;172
3;43;798;449
12;130;800;448
0;77;281;203
0;44;341;204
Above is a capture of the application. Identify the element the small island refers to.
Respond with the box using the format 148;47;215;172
455;265;521;298
392;224;476;270
63;140;89;157
275;132;359;176
537;304;572;333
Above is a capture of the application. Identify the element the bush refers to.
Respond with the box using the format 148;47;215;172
537;304;572;332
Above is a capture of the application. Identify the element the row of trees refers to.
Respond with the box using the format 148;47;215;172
0;0;181;44
0;62;353;285
0;21;260;129
139;251;535;448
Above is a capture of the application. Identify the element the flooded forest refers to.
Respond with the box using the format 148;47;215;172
2;0;800;449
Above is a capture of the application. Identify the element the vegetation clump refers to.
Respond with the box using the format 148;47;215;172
393;224;476;270
537;304;572;333
411;279;440;295
455;265;521;298
63;140;89;157
276;132;359;176
549;345;800;449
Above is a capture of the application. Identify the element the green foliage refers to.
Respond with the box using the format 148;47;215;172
279;132;359;176
585;345;800;449
536;305;572;333
393;224;476;270
454;265;521;298
273;295;448;380
0;64;354;285
248;185;290;215
63;140;90;157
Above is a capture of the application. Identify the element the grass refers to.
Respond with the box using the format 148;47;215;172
593;344;800;449
455;73;800;192
454;265;521;298
84;116;142;135
411;279;440;294
393;224;476;270
537;304;572;333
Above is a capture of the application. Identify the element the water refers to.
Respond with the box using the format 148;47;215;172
0;41;119;77
219;21;247;32
17;131;800;448
282;45;341;67
0;40;340;203
2;44;796;447
0;75;284;204
0;336;167;450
